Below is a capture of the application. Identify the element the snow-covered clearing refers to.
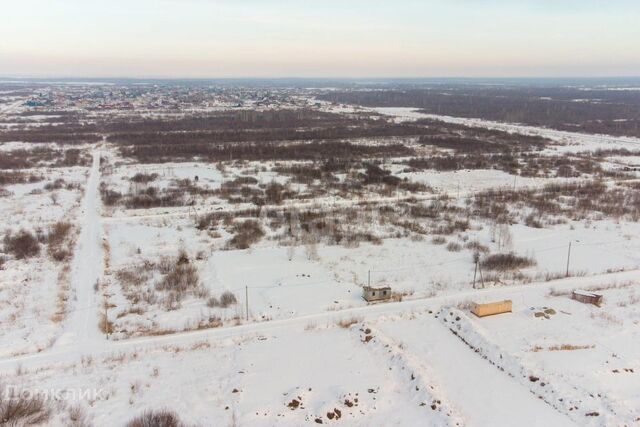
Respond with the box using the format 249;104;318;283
376;316;575;426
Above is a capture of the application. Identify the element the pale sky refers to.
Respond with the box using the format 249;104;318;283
1;0;639;78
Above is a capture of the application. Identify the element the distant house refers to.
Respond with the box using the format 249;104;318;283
363;286;392;302
571;290;603;307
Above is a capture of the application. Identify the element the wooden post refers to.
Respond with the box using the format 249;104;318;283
566;242;572;277
245;286;249;321
479;262;485;289
368;270;371;287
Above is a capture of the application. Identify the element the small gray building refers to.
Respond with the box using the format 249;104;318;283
363;286;392;302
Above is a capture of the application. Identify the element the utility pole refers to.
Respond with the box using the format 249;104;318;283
473;260;478;289
566;242;572;277
245;286;249;321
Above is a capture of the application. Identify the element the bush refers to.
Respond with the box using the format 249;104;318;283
3;229;40;259
481;253;536;271
464;240;489;253
227;220;264;249
219;291;237;308
207;291;238;308
431;236;446;245
130;172;158;183
446;242;462;252
46;221;73;261
156;263;199;293
0;385;52;425
126;409;185;427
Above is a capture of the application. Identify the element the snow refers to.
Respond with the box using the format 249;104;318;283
377;315;576;426
2;100;640;425
55;149;104;349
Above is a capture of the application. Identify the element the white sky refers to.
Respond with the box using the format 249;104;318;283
1;0;639;78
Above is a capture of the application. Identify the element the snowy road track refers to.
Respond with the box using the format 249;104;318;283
2;267;638;374
54;149;105;350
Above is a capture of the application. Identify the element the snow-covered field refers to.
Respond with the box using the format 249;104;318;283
0;159;89;357
1;99;639;426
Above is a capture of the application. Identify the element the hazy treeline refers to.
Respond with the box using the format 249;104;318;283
319;87;640;137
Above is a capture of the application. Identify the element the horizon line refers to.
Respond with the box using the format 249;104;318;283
2;75;640;83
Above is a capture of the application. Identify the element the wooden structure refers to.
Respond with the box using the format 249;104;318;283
471;300;513;317
571;290;603;307
363;286;392;302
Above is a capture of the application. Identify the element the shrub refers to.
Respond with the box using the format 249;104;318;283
46;221;73;261
481;253;536;271
3;229;40;259
43;178;66;190
126;409;185;427
130;173;158;183
227;220;264;249
446;242;462;252
0;385;52;425
464;240;489;253
67;405;91;427
156;263;199;293
46;221;72;247
431;236;446;245
219;291;237;308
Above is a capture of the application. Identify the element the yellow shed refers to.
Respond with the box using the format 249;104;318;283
471;300;513;317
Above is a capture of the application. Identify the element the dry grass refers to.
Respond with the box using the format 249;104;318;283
125;409;185;427
590;311;623;325
67;405;92;427
46;221;74;262
0;384;52;426
337;317;362;329
51;264;71;323
98;309;114;336
155;262;199;293
531;344;594;352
